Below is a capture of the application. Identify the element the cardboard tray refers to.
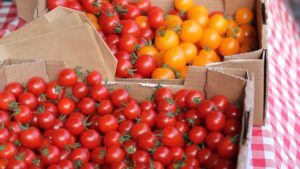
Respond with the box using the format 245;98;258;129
12;0;267;126
0;59;254;169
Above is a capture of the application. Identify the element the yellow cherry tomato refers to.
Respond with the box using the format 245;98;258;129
138;45;159;57
179;20;203;43
162;46;187;71
219;37;240;56
174;0;194;11
86;13;100;30
153;50;164;67
208;14;228;35
199;28;222;50
226;27;245;44
243;37;258;50
179;42;198;64
192;49;220;66
164;15;183;29
179;66;189;78
152;67;175;79
235;7;254;25
187;5;208;18
188;12;209;28
155;29;179;51
227;19;239;30
135;16;149;29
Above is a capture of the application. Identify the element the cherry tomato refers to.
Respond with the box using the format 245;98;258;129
100;13;120;35
185;109;201;127
223;118;242;136
139;109;156;127
69;147;91;164
197;100;216;119
27;77;46;96
185;90;204;109
155;29;179;51
6;157;27;169
52;129;73;149
162;126;184;147
153;146;172;165
0;91;15;110
58;97;75;115
208;14;228;35
206;131;224;150
68;1;83;11
18;92;38;110
111;89;129;107
148;7;165;29
219;37;240;56
156;111;176;129
123;101;141;120
132;0;151;14
103;131;121;147
77;97;96;115
86;71;102;86
115;50;130;61
72;82;89;99
0;142;17;159
116;59;133;78
152;67;176;80
46;81;65;100
199;28;222;50
132;150;150;164
130;123;151;139
123;140;137;155
195;148;212;167
211;95;230;111
217;137;239;159
175;121;189;133
0;111;10;127
235;7;254;25
5;82;23;97
137;132;157;150
58;68;78;87
120;5;141;20
98;115;118;133
91;147;106;165
174;0;193;11
184;144;198;157
64;116;85;136
48;0;68;10
105;146;125;164
118;120;133;134
188;126;207;144
140;28;154;40
179;20;203;43
224;105;243;119
18;148;36;166
19;127;42;149
119;35;138;53
97;99;113;115
40;145;60;165
206;111;226;131
80;129;101;149
157;98;177;113
90;84;109;101
37;110;55;130
82;0;104;13
170;147;184;161
136;55;157;78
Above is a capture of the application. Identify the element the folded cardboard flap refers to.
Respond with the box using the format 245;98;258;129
15;0;38;22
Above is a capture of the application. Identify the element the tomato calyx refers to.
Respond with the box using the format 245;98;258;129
125;145;136;154
65;142;81;153
230;134;240;144
119;133;132;144
115;5;128;15
99;149;106;158
174;160;187;169
156;29;166;37
74;159;83;169
31;157;41;165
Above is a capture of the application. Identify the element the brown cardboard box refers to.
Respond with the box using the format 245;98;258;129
13;0;267;125
0;59;254;169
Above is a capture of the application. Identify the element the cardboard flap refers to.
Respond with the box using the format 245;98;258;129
205;69;247;104
224;49;264;61
15;0;38;22
224;0;255;15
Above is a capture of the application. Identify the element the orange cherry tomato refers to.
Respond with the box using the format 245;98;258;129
192;49;220;66
219;37;240;56
179;20;203;43
240;24;257;39
152;67;175;79
162;46;187;71
86;13;100;30
226;27;245;43
243;37;258;50
174;0;194;11
135;16;150;29
138;45;159;57
188;12;209;28
187;5;208;17
239;42;251;53
199;28;222;50
153;50;164;67
208;14;228;35
179;66;189;78
155;29;179;51
235;7;254;25
164;15;183;29
227;19;238;30
179;42;198;64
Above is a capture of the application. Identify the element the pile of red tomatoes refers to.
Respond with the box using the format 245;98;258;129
0;67;242;169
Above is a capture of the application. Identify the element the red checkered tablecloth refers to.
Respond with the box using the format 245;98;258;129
1;0;300;168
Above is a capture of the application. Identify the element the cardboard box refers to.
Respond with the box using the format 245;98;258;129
0;59;254;169
12;0;267;125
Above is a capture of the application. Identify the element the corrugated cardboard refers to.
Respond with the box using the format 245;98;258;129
12;0;267;125
0;59;254;169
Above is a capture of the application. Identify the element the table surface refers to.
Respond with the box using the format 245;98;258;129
1;0;300;168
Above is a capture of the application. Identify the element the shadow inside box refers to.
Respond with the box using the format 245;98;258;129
289;0;300;23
